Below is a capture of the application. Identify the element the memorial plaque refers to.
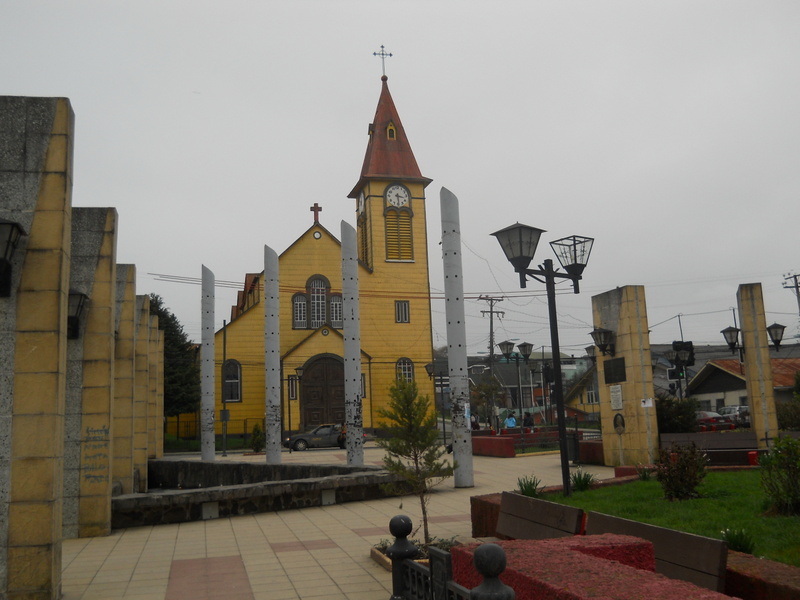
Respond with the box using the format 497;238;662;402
610;385;623;411
603;356;626;384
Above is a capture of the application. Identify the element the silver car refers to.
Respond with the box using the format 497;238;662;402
718;405;750;427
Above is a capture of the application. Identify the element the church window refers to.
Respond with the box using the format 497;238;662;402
395;300;410;323
222;359;242;403
330;295;343;328
396;358;414;382
293;276;343;330
387;122;396;140
293;294;307;328
385;210;413;261
358;212;371;267
309;277;327;328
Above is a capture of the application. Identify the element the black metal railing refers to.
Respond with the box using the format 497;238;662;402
386;515;514;600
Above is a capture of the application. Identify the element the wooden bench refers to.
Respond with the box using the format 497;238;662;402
585;511;727;592
496;491;585;540
660;431;758;466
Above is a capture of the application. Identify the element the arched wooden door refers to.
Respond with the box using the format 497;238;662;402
300;356;345;428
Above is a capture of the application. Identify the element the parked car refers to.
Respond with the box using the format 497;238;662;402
283;424;345;451
695;411;735;432
717;405;750;427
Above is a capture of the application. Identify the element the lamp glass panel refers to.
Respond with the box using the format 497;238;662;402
767;323;786;345
721;326;740;347
491;223;546;272
497;339;515;358
550;235;594;270
517;341;533;359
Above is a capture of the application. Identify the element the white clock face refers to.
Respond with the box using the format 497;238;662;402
358;192;365;214
386;184;410;207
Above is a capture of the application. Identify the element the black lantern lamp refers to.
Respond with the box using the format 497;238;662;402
549;235;595;291
767;323;786;351
589;328;615;357
722;323;786;354
585;345;597;364
67;291;89;339
424;362;435;378
491;223;545;286
0;218;26;297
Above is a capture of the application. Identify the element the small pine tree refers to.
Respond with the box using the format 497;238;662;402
251;422;266;453
376;379;454;546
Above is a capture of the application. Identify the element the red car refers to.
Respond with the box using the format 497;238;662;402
695;411;735;432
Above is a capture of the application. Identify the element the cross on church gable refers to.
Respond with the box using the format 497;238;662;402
310;203;322;223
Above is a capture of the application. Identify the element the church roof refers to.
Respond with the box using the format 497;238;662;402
348;76;431;197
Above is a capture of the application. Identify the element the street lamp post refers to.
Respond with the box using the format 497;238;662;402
492;223;594;496
498;340;533;449
425;362;448;447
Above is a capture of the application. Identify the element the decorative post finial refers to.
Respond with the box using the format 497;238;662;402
373;45;393;77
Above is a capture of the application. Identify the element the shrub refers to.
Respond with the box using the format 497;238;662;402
636;464;653;481
655;394;699;433
517;475;544;497
760;435;800;515
251;422;265;453
777;399;800;431
721;528;756;554
570;468;596;492
654;443;708;500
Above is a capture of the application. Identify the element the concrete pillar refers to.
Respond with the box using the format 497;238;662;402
1;96;74;600
200;266;216;462
440;188;473;487
342;222;364;466
112;265;136;493
64;207;117;539
737;283;779;449
264;246;281;464
592;286;657;467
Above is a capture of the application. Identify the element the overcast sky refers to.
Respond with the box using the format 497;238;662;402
4;1;800;357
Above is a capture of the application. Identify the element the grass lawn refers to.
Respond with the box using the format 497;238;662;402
546;469;800;567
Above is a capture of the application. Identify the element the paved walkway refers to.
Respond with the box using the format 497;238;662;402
61;445;615;600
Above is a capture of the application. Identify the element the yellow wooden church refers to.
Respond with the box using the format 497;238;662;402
216;74;435;435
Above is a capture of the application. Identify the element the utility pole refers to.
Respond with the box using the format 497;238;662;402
784;272;800;317
479;296;504;430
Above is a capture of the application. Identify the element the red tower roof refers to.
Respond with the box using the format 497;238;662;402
348;76;431;198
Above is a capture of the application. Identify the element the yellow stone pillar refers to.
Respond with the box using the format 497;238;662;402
592;286;658;467
3;96;74;600
148;314;159;459
737;283;779;449
112;265;136;494
133;295;151;491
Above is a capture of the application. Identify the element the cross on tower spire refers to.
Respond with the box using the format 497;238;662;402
310;202;322;223
373;45;392;77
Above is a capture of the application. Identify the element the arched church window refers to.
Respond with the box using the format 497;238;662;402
387;122;396;140
385;210;413;261
293;276;343;330
222;359;242;402
396;358;414;382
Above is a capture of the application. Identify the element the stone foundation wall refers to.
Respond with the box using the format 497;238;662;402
112;460;404;528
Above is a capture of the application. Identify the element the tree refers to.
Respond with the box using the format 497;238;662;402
149;294;201;421
376;379;454;546
655;392;699;433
